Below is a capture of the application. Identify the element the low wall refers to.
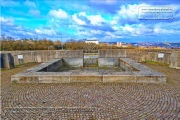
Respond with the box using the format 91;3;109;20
63;58;83;67
99;49;126;58
119;59;139;71
11;58;166;83
0;50;83;69
98;58;119;67
84;58;98;66
38;59;62;72
98;49;125;67
169;50;180;69
126;49;172;64
1;49;180;69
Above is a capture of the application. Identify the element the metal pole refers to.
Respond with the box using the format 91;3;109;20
111;36;112;49
61;37;63;50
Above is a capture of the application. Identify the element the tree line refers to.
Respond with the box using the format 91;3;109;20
0;37;133;51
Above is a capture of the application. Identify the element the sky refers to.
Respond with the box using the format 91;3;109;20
0;0;180;42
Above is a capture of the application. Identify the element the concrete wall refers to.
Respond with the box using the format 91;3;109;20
1;49;179;69
84;58;98;66
12;58;166;83
99;49;126;58
0;50;83;69
63;58;83;67
144;52;171;64
126;49;172;64
0;53;14;69
98;58;119;67
119;59;139;71
98;49;125;67
169;50;180;69
38;59;62;72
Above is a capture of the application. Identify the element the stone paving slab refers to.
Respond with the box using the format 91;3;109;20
1;83;179;119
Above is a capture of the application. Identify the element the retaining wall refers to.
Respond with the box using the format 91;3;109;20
0;50;83;68
1;49;180;69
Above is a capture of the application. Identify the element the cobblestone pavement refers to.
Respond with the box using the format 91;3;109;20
1;63;180;119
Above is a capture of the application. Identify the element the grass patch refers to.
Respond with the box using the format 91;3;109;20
142;61;169;67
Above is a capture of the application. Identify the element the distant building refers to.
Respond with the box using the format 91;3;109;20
85;40;99;44
117;42;122;47
117;42;127;48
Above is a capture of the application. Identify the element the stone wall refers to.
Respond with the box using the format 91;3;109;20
126;49;172;64
11;58;166;83
98;58;119;67
63;58;83;67
99;49;126;58
0;53;14;69
38;59;62;72
1;49;179;69
169;50;180;69
84;58;98;66
0;50;83;69
98;49;125;67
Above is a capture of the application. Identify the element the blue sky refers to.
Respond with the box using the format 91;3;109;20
1;0;180;42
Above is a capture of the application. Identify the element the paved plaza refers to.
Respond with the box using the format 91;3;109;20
1;63;180;119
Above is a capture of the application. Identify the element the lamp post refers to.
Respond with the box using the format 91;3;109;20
109;36;112;49
60;37;63;50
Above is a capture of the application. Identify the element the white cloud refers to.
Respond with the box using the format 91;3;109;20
35;28;56;35
154;27;180;34
72;14;86;25
121;25;135;33
87;15;105;25
79;12;86;16
110;3;150;25
118;4;139;18
24;0;36;8
29;9;40;16
0;17;8;22
120;24;154;36
48;9;68;19
0;17;14;25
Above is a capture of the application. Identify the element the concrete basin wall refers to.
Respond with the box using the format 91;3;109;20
38;59;63;72
98;58;119;67
98;49;126;67
11;58;166;83
63;58;83;67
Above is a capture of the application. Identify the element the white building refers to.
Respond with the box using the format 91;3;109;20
117;42;122;47
85;40;99;44
117;42;127;48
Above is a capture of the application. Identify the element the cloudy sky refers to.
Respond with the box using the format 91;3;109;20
1;0;180;42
